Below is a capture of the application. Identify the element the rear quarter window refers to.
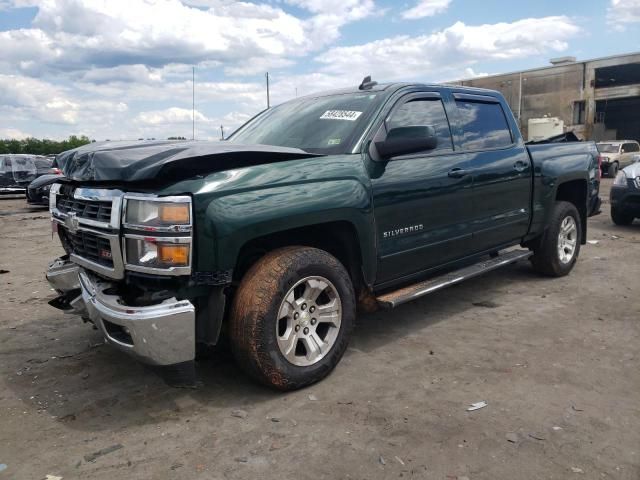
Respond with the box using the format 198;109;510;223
455;100;513;150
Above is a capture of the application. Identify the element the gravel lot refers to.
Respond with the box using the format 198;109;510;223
1;179;639;480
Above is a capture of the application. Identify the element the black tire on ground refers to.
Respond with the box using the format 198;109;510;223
611;206;634;226
229;246;355;391
608;162;618;177
530;201;582;277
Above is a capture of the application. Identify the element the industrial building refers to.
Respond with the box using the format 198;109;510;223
453;51;640;142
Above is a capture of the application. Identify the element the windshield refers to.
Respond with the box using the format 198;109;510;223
228;92;384;154
597;143;620;153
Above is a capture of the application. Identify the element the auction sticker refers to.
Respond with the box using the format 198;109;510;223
320;110;363;121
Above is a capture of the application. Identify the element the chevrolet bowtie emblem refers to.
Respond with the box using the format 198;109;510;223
65;212;80;234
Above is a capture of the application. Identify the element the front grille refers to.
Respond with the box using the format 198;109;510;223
59;227;114;268
57;195;112;222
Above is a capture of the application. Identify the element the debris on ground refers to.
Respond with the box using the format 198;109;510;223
234;456;248;463
505;432;519;443
472;300;500;308
394;456;405;466
44;474;63;480
0;269;8;274
308;394;318;401
270;417;280;423
231;409;248;419
466;401;487;411
0;464;6;472
83;444;123;463
529;433;546;441
378;455;386;465
552;426;563;431
571;467;584;473
587;240;599;245
571;405;584;412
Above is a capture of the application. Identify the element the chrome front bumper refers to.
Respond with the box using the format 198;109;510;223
46;257;195;366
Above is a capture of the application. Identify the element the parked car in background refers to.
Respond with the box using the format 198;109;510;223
610;160;640;225
0;154;51;194
27;173;64;206
597;140;640;177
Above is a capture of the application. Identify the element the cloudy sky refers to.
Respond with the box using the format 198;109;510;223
0;0;638;141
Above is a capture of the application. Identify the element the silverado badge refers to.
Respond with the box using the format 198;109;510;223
383;224;424;238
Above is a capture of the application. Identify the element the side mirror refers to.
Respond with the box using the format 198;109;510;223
374;125;438;159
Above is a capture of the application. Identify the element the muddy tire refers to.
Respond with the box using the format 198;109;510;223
531;201;581;277
229;246;355;391
608;162;618;178
611;207;634;226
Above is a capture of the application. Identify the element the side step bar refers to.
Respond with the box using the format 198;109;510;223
376;249;533;309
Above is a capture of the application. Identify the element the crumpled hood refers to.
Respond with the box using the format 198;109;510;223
57;140;322;183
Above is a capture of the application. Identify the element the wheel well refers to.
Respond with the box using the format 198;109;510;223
555;179;587;243
234;221;364;287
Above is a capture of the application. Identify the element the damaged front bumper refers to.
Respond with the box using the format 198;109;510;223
47;256;195;366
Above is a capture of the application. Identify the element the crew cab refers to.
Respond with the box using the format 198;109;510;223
46;80;598;390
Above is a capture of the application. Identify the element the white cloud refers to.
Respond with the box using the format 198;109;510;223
0;128;32;139
401;0;451;19
316;16;580;81
607;0;640;28
136;107;208;126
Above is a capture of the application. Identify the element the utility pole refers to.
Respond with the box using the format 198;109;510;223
220;125;224;140
192;66;195;140
265;72;270;109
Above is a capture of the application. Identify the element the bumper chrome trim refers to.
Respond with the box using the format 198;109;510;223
46;256;80;292
78;270;195;366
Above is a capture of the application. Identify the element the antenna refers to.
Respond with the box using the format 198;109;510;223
265;72;270;109
192;66;195;140
359;75;378;90
220;125;224;140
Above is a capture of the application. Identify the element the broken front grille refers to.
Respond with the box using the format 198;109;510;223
56;195;112;222
59;227;114;268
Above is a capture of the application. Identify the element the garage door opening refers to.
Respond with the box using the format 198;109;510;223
595;96;640;141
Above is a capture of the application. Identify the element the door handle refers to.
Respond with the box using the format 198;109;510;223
448;168;469;178
513;160;528;172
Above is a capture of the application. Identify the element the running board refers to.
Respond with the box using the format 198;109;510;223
376;249;533;309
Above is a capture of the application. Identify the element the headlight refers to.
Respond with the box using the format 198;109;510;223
123;195;193;275
124;237;191;270
613;171;628;187
124;196;191;232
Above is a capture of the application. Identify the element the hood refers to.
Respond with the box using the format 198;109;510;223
29;173;64;188
57;140;323;183
622;161;640;178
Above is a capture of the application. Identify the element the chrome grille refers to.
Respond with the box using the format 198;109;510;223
59;227;113;268
56;193;112;222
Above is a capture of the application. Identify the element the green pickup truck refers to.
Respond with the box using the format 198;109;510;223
46;80;599;389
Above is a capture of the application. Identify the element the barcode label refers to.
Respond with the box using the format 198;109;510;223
320;110;363;121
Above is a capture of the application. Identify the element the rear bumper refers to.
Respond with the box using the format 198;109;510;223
47;257;196;366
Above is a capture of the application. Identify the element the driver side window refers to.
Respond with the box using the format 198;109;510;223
387;98;453;153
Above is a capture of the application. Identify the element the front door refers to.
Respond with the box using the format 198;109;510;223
369;92;476;284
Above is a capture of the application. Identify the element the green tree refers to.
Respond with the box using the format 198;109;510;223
0;135;92;155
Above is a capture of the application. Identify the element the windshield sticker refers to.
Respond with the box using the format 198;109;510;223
327;138;341;145
320;110;363;121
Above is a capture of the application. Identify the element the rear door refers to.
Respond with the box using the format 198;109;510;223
370;91;477;284
451;93;532;252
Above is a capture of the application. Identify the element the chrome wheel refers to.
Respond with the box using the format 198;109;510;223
276;276;342;367
557;215;577;264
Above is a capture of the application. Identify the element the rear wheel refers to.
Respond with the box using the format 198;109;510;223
229;246;355;390
611;206;634;226
531;201;581;277
608;162;618;177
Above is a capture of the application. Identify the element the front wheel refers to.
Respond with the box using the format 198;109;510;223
229;246;355;390
530;201;582;277
611;206;634;226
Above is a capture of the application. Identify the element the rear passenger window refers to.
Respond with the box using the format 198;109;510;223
624;142;639;152
387;98;453;153
455;100;512;150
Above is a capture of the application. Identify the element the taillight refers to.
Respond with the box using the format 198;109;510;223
51;168;62;175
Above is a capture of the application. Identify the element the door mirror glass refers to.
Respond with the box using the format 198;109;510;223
375;125;438;159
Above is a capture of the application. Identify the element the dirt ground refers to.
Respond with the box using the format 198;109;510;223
1;179;639;480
